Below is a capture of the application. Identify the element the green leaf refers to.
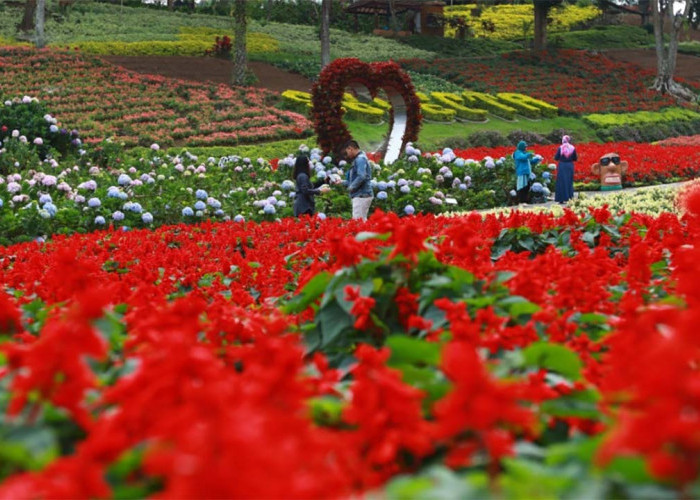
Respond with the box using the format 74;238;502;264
387;335;441;366
317;300;353;350
355;231;391;242
283;271;331;314
0;425;59;471
500;295;540;317
541;389;601;419
522;342;583;381
308;396;345;426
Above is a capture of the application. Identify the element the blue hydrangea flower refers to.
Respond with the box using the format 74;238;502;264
117;174;132;186
377;181;388;191
87;197;101;208
194;200;206;211
454;158;465;168
531;182;544;193
131;202;143;213
322;156;332;165
182;207;194;217
142;212;153;224
0;199;3;208
39;194;52;205
317;212;327;220
195;189;208;200
400;185;410;194
281;180;295;191
543;172;551;179
510;189;517;197
459;183;468;190
234;214;245;223
43;203;57;216
207;198;222;209
38;209;51;219
118;192;128;201
263;204;276;215
94;215;106;225
387;181;396;189
107;186;121;198
404;205;415;215
377;191;388;200
214;209;224;216
112;210;125;221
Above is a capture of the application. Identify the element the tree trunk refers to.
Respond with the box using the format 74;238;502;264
18;0;37;33
650;0;697;100
232;0;247;86
388;0;399;32
533;1;548;52
266;0;273;21
35;0;45;48
320;0;331;68
167;0;174;11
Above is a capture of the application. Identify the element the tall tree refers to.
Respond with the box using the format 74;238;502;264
650;0;696;100
320;0;331;68
388;0;399;32
533;0;560;52
35;0;46;48
18;0;37;33
232;0;247;86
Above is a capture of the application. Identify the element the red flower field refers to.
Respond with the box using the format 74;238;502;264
2;192;700;496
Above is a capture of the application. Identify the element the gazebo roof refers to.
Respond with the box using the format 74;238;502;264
345;0;445;16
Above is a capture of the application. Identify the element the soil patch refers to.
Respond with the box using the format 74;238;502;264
101;55;313;93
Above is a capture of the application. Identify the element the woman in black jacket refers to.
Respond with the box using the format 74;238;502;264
293;155;329;217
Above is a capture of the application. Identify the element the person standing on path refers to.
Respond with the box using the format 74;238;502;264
513;140;535;204
344;140;373;220
293;155;329;217
554;135;578;203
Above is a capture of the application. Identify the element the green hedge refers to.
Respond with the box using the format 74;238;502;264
583;107;700;129
552;25;654;49
431;92;487;122
463;90;517;120
497;93;559;119
421;103;457;122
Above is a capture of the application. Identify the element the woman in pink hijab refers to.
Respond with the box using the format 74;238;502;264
554;135;577;203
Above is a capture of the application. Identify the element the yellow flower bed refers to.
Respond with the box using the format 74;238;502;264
61;29;278;56
444;4;600;40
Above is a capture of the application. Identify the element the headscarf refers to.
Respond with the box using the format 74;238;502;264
517;141;527;152
560;135;575;158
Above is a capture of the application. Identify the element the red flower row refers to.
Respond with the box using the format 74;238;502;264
2;196;700;494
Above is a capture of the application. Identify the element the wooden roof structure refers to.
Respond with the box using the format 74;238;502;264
345;0;445;16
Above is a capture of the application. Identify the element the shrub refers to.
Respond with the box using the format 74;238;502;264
421;103;457;122
342;102;385;124
506;130;549;145
497;93;559;119
431;92;487;121
0;97;81;165
465;130;508;147
463;91;517;120
204;35;232;59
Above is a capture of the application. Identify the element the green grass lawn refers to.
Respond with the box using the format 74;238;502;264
347;115;598;152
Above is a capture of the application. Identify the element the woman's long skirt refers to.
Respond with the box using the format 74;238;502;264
555;162;574;203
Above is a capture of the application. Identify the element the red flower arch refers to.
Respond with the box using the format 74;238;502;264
311;58;422;163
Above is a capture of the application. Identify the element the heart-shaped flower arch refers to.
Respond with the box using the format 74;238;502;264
311;58;422;164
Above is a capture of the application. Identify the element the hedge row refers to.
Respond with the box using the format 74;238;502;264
281;88;558;123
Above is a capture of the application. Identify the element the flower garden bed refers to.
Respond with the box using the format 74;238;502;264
2;195;700;496
401;50;700;115
0;48;312;148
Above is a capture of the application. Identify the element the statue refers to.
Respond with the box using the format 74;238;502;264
591;153;628;191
